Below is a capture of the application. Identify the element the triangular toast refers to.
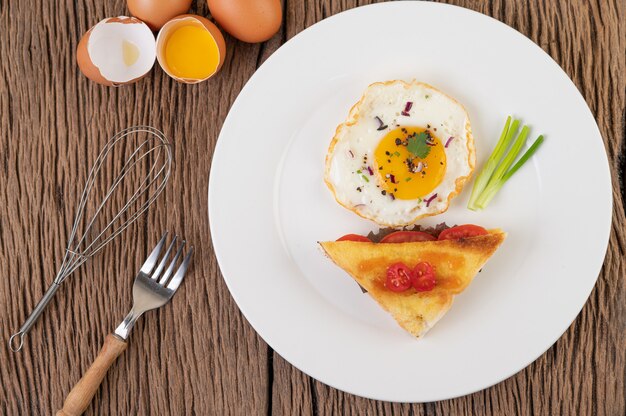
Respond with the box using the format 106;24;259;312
319;230;506;337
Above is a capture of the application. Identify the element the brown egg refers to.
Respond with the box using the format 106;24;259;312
127;0;192;31
207;0;282;43
77;17;156;86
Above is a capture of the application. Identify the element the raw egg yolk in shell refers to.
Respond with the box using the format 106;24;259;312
374;127;447;200
164;25;220;79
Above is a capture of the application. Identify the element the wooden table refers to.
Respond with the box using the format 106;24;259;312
1;1;624;414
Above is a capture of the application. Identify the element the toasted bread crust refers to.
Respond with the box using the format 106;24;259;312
319;230;506;337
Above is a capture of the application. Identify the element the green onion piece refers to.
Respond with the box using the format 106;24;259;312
467;116;516;210
475;125;529;208
502;135;544;182
475;132;543;209
472;180;504;209
489;125;529;184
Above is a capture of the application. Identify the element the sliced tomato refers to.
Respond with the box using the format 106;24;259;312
438;224;488;241
336;234;371;242
385;263;413;292
411;262;436;292
380;231;436;243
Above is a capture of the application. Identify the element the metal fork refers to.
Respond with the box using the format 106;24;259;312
57;233;193;416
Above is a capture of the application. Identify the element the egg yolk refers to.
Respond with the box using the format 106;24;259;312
164;25;219;80
374;126;447;200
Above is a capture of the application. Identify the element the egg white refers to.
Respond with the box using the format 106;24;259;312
324;80;475;226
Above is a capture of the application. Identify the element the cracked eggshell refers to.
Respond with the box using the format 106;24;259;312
156;15;226;84
77;16;156;86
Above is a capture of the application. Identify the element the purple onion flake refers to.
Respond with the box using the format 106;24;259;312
389;174;396;184
401;101;413;116
390;193;396;200
445;137;454;148
375;116;388;131
425;193;438;207
367;166;374;176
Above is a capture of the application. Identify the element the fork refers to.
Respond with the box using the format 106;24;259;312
56;233;193;416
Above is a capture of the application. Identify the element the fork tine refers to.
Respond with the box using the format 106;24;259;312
151;236;178;280
167;247;193;291
140;232;168;274
158;240;185;285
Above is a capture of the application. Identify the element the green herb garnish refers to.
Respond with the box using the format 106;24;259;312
407;132;431;159
393;151;401;157
361;175;370;182
405;177;412;182
467;116;545;210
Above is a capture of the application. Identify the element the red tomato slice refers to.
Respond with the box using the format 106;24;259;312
385;263;413;292
336;234;371;242
380;231;436;243
438;224;488;241
411;262;436;292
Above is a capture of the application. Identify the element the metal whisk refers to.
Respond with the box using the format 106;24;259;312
9;126;172;352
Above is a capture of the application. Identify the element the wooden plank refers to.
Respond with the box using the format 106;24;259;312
0;0;269;415
0;0;623;415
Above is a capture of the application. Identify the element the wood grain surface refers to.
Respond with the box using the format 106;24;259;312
1;0;624;415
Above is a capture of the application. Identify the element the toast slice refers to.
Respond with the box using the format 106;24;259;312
319;230;506;337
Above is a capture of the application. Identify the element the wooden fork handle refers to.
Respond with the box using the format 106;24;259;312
56;334;127;416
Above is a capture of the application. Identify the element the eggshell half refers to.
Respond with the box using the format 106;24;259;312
77;16;156;86
156;15;226;84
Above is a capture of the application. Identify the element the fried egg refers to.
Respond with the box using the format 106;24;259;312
324;80;475;226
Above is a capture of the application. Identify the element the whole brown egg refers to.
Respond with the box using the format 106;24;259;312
207;0;282;43
127;0;193;31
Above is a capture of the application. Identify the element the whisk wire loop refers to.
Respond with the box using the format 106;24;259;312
10;126;172;352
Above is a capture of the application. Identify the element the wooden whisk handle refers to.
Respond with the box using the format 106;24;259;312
56;334;127;416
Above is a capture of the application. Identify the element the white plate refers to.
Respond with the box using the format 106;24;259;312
208;2;611;402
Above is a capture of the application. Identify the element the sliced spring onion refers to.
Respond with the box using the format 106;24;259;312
475;135;545;209
502;135;545;181
468;116;515;210
467;116;545;211
488;125;530;186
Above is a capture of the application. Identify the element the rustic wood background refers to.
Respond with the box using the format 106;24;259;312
1;0;624;415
